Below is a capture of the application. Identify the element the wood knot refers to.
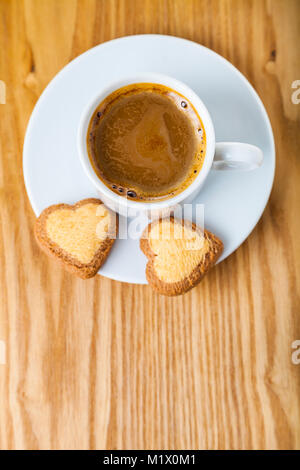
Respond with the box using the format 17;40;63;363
270;49;276;61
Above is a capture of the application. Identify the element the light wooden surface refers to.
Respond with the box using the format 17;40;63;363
0;0;299;450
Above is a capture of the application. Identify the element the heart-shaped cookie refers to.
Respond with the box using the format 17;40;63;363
140;217;223;296
35;198;118;279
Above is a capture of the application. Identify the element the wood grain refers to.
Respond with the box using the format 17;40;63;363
0;0;299;450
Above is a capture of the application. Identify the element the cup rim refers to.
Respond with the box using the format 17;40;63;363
77;72;215;211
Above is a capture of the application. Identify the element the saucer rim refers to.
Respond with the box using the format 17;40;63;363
23;34;275;284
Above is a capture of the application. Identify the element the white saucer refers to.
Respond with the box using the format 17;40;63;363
23;35;275;284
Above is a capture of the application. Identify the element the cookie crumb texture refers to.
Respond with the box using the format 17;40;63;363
149;220;209;283
35;198;118;279
46;203;109;264
140;217;223;296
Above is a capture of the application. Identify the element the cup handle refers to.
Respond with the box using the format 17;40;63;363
212;142;263;170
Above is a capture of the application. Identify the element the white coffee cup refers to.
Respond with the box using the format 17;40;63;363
78;73;263;216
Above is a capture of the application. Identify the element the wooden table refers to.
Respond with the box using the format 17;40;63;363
0;0;299;450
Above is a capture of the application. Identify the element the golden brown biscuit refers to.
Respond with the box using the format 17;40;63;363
35;198;118;279
140;217;223;296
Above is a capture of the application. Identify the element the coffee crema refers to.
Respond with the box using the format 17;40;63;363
87;83;206;201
